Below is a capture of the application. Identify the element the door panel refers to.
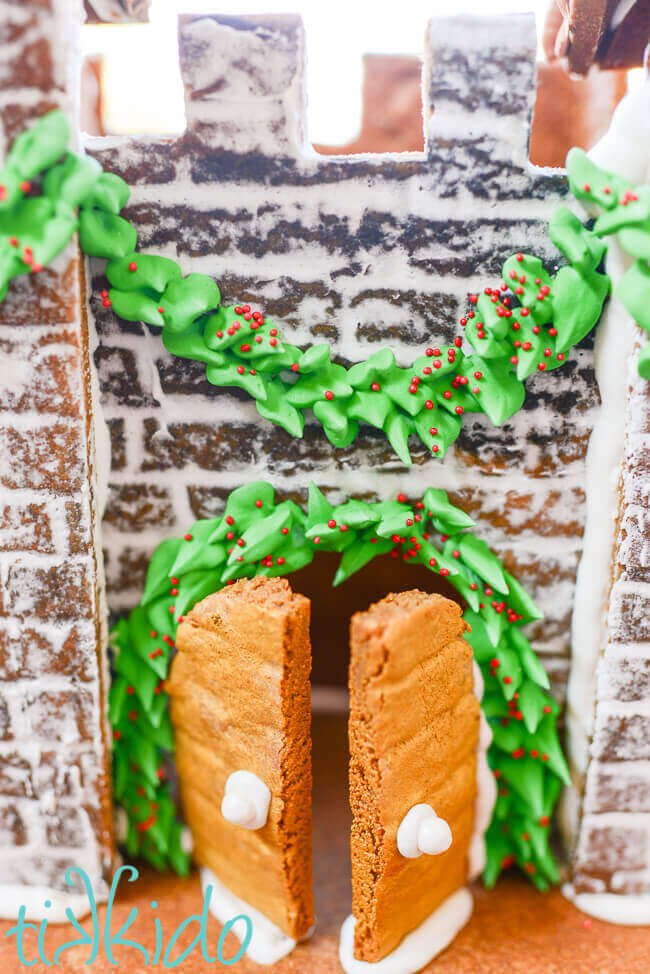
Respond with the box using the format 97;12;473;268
167;575;313;940
348;591;480;963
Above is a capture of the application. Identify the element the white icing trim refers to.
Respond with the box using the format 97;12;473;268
564;78;650;839
338;887;473;974
200;867;296;965
468;660;497;880
0;884;94;923
562;884;650;925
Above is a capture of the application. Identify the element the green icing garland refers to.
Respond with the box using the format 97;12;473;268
1;111;648;465
111;480;569;892
565;149;650;379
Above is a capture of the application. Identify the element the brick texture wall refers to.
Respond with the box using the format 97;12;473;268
572;351;650;897
88;13;599;710
0;0;114;899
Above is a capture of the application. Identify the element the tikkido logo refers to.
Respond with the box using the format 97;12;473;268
6;866;253;968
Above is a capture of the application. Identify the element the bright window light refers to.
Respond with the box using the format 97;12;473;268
82;0;552;144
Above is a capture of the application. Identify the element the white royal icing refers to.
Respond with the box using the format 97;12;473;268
338;887;473;974
468;660;497;880
396;804;452;859
563;81;650;919
221;770;271;830
562;884;650;926
201;867;296;965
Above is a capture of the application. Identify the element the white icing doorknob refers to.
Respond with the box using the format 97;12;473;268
221;770;271;830
397;804;452;859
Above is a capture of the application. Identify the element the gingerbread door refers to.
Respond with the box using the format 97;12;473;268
347;591;480;963
166;575;314;941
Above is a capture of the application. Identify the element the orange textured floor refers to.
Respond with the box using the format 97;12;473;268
0;714;647;972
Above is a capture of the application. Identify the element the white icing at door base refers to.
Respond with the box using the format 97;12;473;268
338;887;473;974
562;884;650;925
0;884;97;923
200;867;297;965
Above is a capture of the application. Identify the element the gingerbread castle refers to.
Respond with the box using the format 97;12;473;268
0;0;649;965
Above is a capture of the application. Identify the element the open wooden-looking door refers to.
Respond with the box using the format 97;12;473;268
167;575;313;941
348;591;480;962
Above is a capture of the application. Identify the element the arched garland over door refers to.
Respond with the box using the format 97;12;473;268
111;481;569;892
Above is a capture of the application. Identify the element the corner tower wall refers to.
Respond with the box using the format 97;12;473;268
0;0;114;911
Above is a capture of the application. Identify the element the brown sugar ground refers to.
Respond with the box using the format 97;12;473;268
348;591;480;962
166;576;313;940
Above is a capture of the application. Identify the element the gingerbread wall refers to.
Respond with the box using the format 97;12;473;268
572;349;650;898
88;13;600;711
0;0;113;904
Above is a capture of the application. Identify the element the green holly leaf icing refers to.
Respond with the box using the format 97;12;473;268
256;377;305;436
498;757;545;819
594;187;650;236
43;152;102;209
503;572;544;626
385;412;413;466
346;389;394;429
109;289;165;327
79;208;137;259
297;343;332;373
617;259;650;332
618;219;650;261
107;253;181;293
82;171;130;213
552;266;611;353
227;505;293;566
548;206;606;274
333;537;393;585
159;274;221;334
476;292;510;340
413;348;461;381
312;399;358;448
347;348;396;387
423;487;475;533
205;361;268;401
517;680;550;734
285;362;352;408
461;357;525;424
566;147;632;209
307;481;334;525
458;534;509;593
141;538;183;606
465;316;512;358
4;109;70;180
413;408;461;458
162;319;226;368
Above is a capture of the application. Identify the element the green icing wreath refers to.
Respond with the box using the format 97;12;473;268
111;481;569;892
0;111;649;469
